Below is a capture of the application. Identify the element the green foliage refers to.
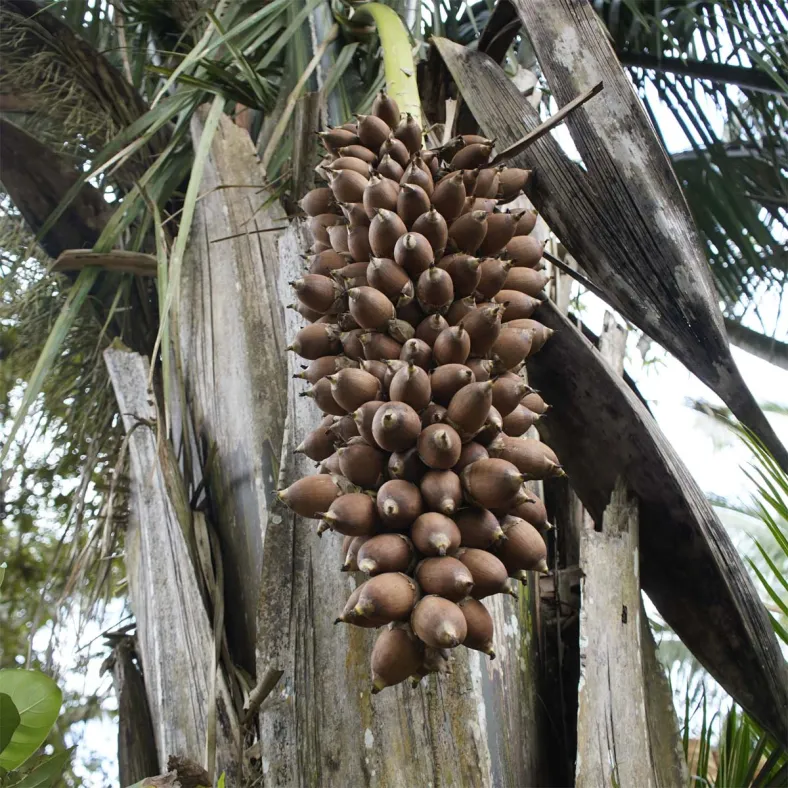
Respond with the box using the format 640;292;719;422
7;748;74;788
0;670;62;772
593;1;787;324
0;694;21;756
683;692;786;787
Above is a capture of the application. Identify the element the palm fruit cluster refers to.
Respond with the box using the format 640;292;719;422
278;89;563;693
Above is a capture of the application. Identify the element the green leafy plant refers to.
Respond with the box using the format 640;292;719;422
0;669;66;786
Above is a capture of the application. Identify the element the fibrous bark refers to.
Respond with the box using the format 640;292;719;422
177;113;289;670
104;346;238;776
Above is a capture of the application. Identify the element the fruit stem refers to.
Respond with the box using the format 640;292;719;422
353;4;421;119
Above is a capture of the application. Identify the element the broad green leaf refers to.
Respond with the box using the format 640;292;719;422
217;773;226;788
0;671;62;771
0;694;21;755
10;748;73;788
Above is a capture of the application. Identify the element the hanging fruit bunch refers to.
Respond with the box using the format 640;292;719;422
279;89;562;693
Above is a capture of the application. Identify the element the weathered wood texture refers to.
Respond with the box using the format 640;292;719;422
103;636;159;786
640;602;690;788
576;481;655;788
105;346;238;775
432;31;787;472
575;314;686;788
255;225;549;788
523;302;788;746
178;114;289;670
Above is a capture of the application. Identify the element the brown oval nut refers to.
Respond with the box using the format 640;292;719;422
431;171;466;223
400;338;433;370
389;364;432;412
388;447;428;484
357;113;391;151
394;232;434;277
419;469;463;515
457;598;495;657
277;474;343;519
401;159;434;196
493;290;541;322
367;257;410;301
300;186;339;216
418;423;462;469
371;401;421;452
369;208;408;258
301;376;345;416
415;556;474;601
378;153;406;182
505;235;544;268
415;313;449;347
288;323;341;359
376;479;424;531
348;286;395;330
490;327;535;371
491;372;531;417
455;507;505;549
486;435;564;479
416;266;454;313
433;325;471;366
411;596;467;648
453;441;489;473
476;212;516;257
371;89;400;130
447;380;494;437
476;258;513;300
521;391;550;415
397;183;431;228
363;174;400;219
504;319;554;352
295;417;336;462
449;142;493;171
370;624;423;693
456;547;515;599
357;533;415;576
496;515;548;578
460;304;504;356
461;458;524;508
394;112;423;153
320;492;377;536
353;400;386;444
410;512;461;556
380;134;410;168
502;404;540;437
445;296;476;327
337;442;387;489
448;210;488;255
502;267;550;297
337;572;420;626
328;368;381;412
430;364;475;406
359;331;403;361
